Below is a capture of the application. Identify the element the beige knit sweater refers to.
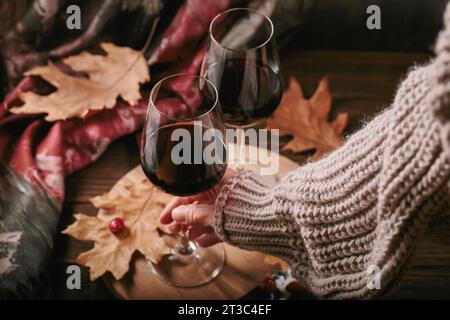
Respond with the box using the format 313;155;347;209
213;4;450;299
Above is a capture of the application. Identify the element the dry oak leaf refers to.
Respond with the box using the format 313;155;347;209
10;42;149;121
62;178;172;281
267;77;348;160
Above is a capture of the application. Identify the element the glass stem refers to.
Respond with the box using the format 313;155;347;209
235;127;245;171
175;225;195;255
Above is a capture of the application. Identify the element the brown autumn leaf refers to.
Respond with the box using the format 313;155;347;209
9;42;149;121
267;77;348;160
62;178;173;281
264;255;290;272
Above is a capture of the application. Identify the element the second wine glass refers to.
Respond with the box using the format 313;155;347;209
204;8;282;169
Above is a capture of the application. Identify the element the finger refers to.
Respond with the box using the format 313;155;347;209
195;233;222;247
167;222;182;234
172;204;213;225
160;195;202;224
188;224;214;240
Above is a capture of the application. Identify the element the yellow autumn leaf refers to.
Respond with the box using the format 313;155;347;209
267;77;348;160
62;178;173;281
10;42;149;121
264;255;290;272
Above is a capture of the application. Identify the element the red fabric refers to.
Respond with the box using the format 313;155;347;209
0;0;233;200
150;0;230;64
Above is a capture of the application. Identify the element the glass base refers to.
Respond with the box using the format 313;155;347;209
148;242;226;287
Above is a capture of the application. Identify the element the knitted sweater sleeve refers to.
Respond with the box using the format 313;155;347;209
213;4;450;299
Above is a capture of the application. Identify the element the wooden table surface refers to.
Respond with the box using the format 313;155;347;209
52;50;450;299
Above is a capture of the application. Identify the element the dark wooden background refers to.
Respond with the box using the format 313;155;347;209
281;0;448;52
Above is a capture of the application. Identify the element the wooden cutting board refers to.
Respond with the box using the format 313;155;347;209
103;143;298;299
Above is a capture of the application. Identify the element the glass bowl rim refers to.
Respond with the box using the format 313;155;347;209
148;73;220;121
209;7;275;53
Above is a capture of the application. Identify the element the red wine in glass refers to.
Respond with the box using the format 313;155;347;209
141;122;227;197
214;59;282;126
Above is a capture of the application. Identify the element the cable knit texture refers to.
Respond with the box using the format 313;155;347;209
213;2;450;299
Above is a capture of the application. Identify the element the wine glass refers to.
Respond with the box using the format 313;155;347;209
140;73;227;287
204;8;282;170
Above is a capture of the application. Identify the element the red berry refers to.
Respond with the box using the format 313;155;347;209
109;218;124;234
260;277;277;293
